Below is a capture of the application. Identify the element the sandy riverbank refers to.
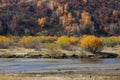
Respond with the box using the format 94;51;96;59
0;73;120;80
0;46;120;58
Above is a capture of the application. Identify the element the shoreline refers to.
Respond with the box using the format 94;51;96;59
0;46;120;59
0;73;120;80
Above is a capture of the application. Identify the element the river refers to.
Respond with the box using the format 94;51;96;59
0;58;120;75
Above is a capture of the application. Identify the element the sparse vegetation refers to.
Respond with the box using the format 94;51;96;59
19;36;57;48
101;37;120;47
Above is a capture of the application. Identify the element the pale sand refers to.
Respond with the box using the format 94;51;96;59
0;73;120;80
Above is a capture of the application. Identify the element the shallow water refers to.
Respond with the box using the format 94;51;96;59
0;58;120;74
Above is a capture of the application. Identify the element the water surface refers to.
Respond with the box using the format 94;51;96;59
0;58;120;74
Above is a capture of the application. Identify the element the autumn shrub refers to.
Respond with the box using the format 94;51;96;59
0;36;13;48
19;36;40;48
56;36;79;49
56;36;71;48
80;35;103;53
19;36;38;44
9;36;20;43
19;36;57;48
38;36;57;43
69;37;79;44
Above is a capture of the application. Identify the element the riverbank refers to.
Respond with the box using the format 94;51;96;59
0;46;120;58
0;73;120;80
0;36;120;59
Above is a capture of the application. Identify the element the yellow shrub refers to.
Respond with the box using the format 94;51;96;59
39;36;57;43
0;36;13;43
56;36;71;47
19;36;57;44
0;36;13;48
69;37;78;44
8;36;20;43
80;35;103;53
19;36;41;48
19;36;39;44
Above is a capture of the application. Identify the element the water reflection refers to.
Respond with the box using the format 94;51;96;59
79;58;100;63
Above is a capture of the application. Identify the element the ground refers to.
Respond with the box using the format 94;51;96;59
0;45;120;58
0;73;120;80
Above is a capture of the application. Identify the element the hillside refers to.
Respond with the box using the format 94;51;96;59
0;0;120;36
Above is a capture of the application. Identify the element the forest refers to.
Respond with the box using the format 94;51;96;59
0;0;119;36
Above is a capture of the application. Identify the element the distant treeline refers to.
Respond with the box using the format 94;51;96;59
0;0;120;36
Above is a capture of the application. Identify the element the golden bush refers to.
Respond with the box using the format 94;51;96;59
69;37;78;44
39;36;57;43
19;36;57;44
56;36;71;47
0;36;13;48
80;35;103;53
19;36;39;44
19;36;41;48
0;36;13;43
8;36;20;43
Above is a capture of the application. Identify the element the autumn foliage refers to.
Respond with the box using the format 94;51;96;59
1;35;120;54
80;35;103;53
38;17;47;27
56;36;79;48
19;36;57;44
80;11;92;25
56;36;71;47
0;0;119;36
0;36;13;48
69;37;78;44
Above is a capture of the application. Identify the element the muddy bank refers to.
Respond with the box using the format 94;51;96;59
0;73;120;80
0;46;120;58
